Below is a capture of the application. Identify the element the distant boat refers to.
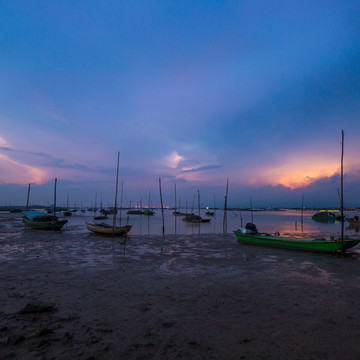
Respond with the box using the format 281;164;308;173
312;211;340;222
143;209;155;216
173;210;186;216
94;214;108;220
346;216;360;226
86;222;131;236
182;213;211;223
234;224;360;253
23;211;68;230
63;195;72;217
9;208;23;213
127;209;144;215
205;211;214;216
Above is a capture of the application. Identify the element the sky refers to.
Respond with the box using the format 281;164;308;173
1;0;360;208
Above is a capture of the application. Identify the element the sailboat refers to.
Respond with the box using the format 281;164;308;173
234;131;360;253
63;195;72;216
93;193;108;220
23;179;68;230
86;152;132;236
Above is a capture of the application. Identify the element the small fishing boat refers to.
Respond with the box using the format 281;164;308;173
86;222;132;236
23;211;68;230
173;210;186;216
143;209;155;216
346;216;360;226
182;213;211;223
234;224;360;253
94;215;108;220
312;211;340;222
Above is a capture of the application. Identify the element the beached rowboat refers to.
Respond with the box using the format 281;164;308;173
86;222;132;236
234;228;360;253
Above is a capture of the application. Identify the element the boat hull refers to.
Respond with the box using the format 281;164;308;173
234;231;360;253
23;217;68;230
86;223;132;236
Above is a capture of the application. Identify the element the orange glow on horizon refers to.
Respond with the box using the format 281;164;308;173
251;155;340;189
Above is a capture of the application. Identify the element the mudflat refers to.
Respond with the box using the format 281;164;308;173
1;229;360;359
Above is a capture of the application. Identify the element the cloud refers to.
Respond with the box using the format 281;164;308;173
181;164;222;173
165;151;184;168
0;153;48;184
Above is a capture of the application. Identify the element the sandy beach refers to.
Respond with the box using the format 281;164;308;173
1;226;360;359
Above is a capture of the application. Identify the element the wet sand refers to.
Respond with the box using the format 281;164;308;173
1;227;360;359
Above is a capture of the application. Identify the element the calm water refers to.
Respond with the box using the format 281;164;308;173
1;209;360;241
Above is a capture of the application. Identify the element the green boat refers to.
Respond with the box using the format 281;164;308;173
312;211;340;222
234;225;360;253
23;211;68;230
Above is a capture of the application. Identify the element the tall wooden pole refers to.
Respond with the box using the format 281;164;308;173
159;178;165;235
301;194;304;233
174;183;177;213
223;179;229;233
250;197;254;223
113;152;120;231
119;180;123;226
198;189;201;218
53;179;57;216
341;130;344;255
26;183;31;211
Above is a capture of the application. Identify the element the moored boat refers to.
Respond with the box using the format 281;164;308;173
86;222;132;236
312;211;340;222
173;210;187;216
182;213;211;223
346;216;360;226
23;211;68;230
234;224;360;253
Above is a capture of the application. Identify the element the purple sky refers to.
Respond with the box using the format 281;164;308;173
1;1;360;208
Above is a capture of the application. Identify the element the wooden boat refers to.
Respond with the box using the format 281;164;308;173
23;211;68;230
234;226;360;253
346;216;360;226
86;222;132;236
86;152;132;236
182;213;211;223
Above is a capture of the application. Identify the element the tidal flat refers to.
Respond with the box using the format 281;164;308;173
1;212;360;359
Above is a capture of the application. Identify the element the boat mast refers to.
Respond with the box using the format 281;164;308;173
174;183;177;213
26;183;31;211
53;179;57;216
341;130;344;255
159;177;165;235
223;178;229;233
